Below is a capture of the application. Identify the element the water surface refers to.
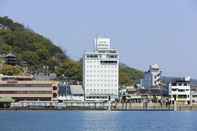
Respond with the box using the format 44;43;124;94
0;111;197;131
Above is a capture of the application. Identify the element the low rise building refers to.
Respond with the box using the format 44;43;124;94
70;85;84;101
168;77;191;103
0;75;59;101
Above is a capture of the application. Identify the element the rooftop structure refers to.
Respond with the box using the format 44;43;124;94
95;37;111;50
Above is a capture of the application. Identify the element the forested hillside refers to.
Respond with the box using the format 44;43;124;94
0;16;143;85
0;16;66;73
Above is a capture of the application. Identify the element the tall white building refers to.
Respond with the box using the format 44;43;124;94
169;77;191;103
83;37;119;101
142;64;161;89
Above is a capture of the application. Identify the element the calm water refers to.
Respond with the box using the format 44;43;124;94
0;111;197;131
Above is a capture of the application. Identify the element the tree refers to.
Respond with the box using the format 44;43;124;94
0;16;67;73
56;59;82;81
0;64;23;75
119;63;144;86
119;71;133;87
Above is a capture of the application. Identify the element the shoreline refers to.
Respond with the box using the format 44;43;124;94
0;108;174;112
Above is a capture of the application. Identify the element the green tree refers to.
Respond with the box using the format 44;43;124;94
0;16;67;73
56;59;82;81
119;63;144;86
119;71;133;86
0;64;23;75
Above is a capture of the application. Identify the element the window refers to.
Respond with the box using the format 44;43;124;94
87;54;98;58
53;93;57;98
178;89;185;92
53;86;57;90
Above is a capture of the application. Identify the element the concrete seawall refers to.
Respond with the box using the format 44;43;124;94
1;101;197;111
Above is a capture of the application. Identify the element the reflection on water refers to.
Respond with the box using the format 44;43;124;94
80;111;121;131
0;111;197;131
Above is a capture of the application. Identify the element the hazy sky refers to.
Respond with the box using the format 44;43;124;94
0;0;197;78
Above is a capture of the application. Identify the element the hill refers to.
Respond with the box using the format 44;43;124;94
0;16;66;73
119;64;144;86
0;16;143;85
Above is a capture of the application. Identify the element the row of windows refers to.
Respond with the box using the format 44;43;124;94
86;96;108;99
86;89;117;93
86;54;118;59
100;61;117;64
86;54;98;58
85;73;117;76
107;55;118;58
86;89;117;91
0;91;52;94
86;70;117;72
85;67;118;70
85;75;118;78
86;73;118;76
85;84;118;87
172;95;190;98
171;89;190;92
171;83;189;86
85;65;117;68
85;60;99;63
0;84;52;87
86;79;118;82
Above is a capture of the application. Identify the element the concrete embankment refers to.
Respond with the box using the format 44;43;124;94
1;102;197;111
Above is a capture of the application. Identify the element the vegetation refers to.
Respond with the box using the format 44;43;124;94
55;59;82;81
0;64;23;75
0;16;144;85
119;64;144;86
0;16;66;73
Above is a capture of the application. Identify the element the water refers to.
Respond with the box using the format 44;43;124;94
0;111;197;131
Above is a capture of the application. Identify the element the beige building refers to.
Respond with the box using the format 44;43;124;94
0;79;59;101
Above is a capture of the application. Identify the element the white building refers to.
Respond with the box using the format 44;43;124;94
142;64;161;89
83;37;119;101
169;77;191;103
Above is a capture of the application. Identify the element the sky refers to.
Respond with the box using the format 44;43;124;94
0;0;197;78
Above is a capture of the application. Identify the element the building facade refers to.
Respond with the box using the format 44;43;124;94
83;37;119;101
0;76;58;101
142;64;161;89
169;77;191;103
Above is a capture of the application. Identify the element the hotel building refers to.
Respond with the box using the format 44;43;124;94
83;37;119;101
